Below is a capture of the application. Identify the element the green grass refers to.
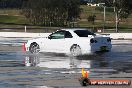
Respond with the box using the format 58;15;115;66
0;15;26;23
0;9;21;15
0;7;132;32
79;5;132;32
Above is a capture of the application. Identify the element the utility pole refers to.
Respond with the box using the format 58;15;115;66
25;25;27;32
113;0;118;32
115;12;118;32
103;6;106;33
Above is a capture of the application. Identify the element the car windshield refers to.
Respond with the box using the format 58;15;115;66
74;30;95;37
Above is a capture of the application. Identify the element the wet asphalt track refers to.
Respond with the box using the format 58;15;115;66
0;39;132;88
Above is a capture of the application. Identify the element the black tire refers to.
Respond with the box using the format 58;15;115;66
70;45;82;56
29;43;40;54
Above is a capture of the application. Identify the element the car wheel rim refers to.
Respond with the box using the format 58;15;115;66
30;43;40;54
71;45;81;56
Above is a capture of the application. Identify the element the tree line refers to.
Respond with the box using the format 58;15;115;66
0;0;132;30
22;0;81;27
0;0;81;27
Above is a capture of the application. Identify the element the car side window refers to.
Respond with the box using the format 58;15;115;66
74;30;95;37
65;31;73;38
49;31;65;39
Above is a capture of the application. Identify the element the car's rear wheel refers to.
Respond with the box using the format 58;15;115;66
29;43;40;54
70;45;82;56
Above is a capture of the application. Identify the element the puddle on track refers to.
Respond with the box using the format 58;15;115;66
0;40;132;87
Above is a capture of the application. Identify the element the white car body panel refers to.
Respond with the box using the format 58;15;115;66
25;29;112;55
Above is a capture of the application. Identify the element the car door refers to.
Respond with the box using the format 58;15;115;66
45;31;66;52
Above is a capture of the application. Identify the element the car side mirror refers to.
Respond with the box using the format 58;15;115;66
48;36;52;39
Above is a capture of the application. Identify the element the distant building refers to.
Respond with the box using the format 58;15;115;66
87;3;105;7
80;0;99;5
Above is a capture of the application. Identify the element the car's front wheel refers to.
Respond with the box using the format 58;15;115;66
70;45;82;56
29;42;40;54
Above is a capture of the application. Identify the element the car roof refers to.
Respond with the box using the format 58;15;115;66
61;28;88;32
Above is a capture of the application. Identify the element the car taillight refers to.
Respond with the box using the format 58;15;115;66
107;38;111;42
94;40;97;43
90;39;97;43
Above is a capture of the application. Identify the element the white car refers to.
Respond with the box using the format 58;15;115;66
25;29;112;56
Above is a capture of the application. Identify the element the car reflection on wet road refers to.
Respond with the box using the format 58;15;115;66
0;39;132;88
